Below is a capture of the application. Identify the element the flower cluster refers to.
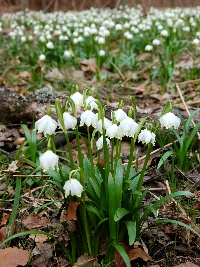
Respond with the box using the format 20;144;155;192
36;90;181;201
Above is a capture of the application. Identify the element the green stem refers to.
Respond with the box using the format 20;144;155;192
75;125;83;169
80;169;92;256
65;131;75;169
111;139;115;173
134;144;153;208
87;127;95;175
114;139;121;177
6;176;21;242
125;137;136;180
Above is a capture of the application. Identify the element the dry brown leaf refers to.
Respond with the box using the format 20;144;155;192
19;71;32;79
0;226;7;243
174;262;199;267
22;214;50;230
30;243;52;267
128;247;152;261
66;202;80;221
13;137;25;145
45;68;65;80
8;160;18;172
0;247;30;267
1;212;10;226
74;253;100;266
80;59;97;73
29;234;49;243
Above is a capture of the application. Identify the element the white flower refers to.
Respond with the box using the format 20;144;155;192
58;112;77;130
113;109;127;122
99;50;106;57
85;96;98;110
106;124;119;139
96;136;111;150
152;39;161;46
39;54;46;61
80;110;96;127
46;41;54;49
145;45;153;51
119;118;139;137
64;50;71;57
35;115;57;136
161;30;169;37
63;179;83;197
96;118;112;133
159;112;180;129
138;129;156;146
39;150;59;171
115;24;123;30
192;38;200;45
70;92;83;107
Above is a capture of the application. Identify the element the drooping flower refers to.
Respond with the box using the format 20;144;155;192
99;50;106;56
145;45;153;51
39;150;59;171
192;38;200;45
161;29;169;37
138;129;156;146
106;124;119;138
64;50;71;57
119;117;139;137
85;96;98;110
96;135;111;150
113;109;127;123
39;54;46;61
70;92;83;107
152;39;161;46
46;41;54;49
58;112;77;130
96;118;112;133
35;114;57;136
63;179;83;197
80;110;96;127
159;112;180;129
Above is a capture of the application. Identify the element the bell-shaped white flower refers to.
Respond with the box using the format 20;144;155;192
145;45;153;51
63;179;83;197
58;112;77;130
96;135;111;150
35;114;57;136
39;150;59;171
85;96;98;110
70;92;83;107
113;109;127;122
80;110;96;127
119;118;139;137
138;129;156;146
96;118;112;133
106;124;119;139
159;112;180;129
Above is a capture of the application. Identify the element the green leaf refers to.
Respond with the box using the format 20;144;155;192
125;221;136;245
112;243;131;267
160;101;172;116
108;173;117;240
114;208;130;222
145;219;199;237
140;191;193;227
157;150;174;169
